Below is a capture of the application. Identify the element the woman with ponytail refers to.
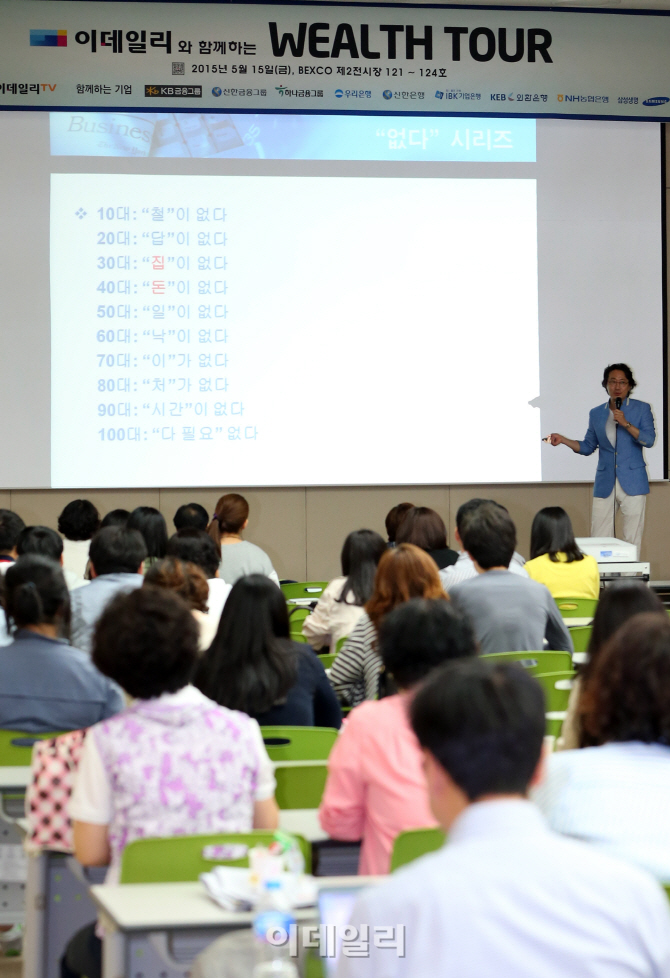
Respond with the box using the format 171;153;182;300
207;493;279;585
0;556;123;732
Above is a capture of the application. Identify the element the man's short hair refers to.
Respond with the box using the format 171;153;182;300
166;529;221;579
89;526;147;577
173;503;210;532
410;658;545;800
459;501;516;569
0;510;25;555
100;508;130;530
16;526;63;562
57;500;100;541
379;598;477;689
93;586;199;699
455;498;495;537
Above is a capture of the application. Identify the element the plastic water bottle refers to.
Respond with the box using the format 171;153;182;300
252;879;299;978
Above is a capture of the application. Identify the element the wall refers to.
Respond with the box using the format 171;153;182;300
2;133;669;583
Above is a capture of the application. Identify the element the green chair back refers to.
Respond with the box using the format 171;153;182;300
288;606;311;644
568;625;592;654
481;651;573;675
281;582;328;601
664;883;670;902
535;670;576;738
555;597;598;618
120;831;311;882
0;729;66;766
318;653;336;669
261;726;338;761
390;827;446;872
275;764;328;809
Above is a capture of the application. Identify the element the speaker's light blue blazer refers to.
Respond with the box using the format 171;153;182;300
578;397;656;498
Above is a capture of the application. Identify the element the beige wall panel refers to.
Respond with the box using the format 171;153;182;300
640;484;670;580
159;487;307;583
448;483;593;560
0;492;11;511
305;486;450;582
9;489;160;530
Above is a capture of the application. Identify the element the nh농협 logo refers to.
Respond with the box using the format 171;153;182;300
643;96;670;106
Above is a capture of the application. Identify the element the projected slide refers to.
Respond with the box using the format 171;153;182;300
50;172;540;488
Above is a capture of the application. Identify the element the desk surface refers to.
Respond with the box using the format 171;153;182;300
564;618;593;628
0;766;31;788
279;809;327;842
91;876;377;932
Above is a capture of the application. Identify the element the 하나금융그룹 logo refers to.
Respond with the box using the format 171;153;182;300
30;29;67;47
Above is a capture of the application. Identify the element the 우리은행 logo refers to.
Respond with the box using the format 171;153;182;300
30;29;67;47
643;96;670;106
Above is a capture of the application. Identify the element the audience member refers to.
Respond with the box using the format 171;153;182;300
144;557;217;651
207;493;279;584
302;529;386;653
173;502;209;532
535;613;670;879
195;575;341;728
524;507;600;599
320;599;476;874
329;544;446;707
166;528;231;625
338;658;670;978
64;586;278;978
0;509;25;574
58;500;100;581
0;556;122;732
99;509;129;530
70;527;146;654
16;524;87;591
440;498;528;587
395;506;458;570
126;506;168;571
557;582;665;750
384;502;414;547
447;503;573;655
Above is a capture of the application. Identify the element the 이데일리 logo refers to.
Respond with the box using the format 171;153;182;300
383;90;392;100
643;96;670;106
30;29;67;47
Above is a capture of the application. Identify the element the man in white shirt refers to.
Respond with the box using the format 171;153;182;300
440;498;528;590
337;659;670;978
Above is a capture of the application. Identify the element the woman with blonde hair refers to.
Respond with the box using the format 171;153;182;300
207;493;278;585
329;543;446;707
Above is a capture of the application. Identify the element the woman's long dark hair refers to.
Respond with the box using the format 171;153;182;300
194;574;298;714
529;507;583;563
4;555;71;637
127;506;168;560
337;529;387;606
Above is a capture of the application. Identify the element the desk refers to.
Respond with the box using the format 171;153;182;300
91;876;377;978
564;617;593;628
573;652;588;666
279;809;327;843
0;767;31;790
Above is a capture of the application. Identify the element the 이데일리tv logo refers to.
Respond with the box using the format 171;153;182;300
30;29;67;47
643;96;670;106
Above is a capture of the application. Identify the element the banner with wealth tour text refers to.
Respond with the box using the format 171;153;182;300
5;0;670;119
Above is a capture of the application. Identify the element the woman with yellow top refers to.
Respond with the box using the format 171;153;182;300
525;507;600;600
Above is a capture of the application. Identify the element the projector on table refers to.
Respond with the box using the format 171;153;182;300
575;537;649;585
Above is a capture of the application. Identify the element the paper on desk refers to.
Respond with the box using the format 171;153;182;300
200;867;317;912
0;844;28;883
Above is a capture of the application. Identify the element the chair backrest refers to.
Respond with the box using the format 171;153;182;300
0;729;67;766
318;653;336;669
120;831;311;882
288;606;311;644
390;827;446;872
568;625;592;654
534;670;576;738
261;726;338;761
481;651;573;675
281;582;328;601
275;763;328;809
555;597;598;618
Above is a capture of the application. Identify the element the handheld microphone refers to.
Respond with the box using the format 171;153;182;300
615;396;622;425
